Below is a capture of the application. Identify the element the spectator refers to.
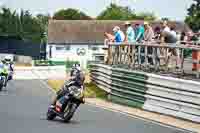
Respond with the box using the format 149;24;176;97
170;27;177;38
116;26;125;42
161;21;177;44
162;20;170;33
176;31;182;42
180;32;188;44
113;26;122;43
154;26;161;40
161;21;178;68
134;22;145;63
124;21;135;43
144;21;155;65
144;21;154;42
135;22;145;42
104;32;115;42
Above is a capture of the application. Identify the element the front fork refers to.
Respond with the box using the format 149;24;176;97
2;76;7;87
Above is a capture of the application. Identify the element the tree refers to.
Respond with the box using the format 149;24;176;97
97;4;156;21
53;8;91;20
137;12;157;21
185;0;200;32
97;4;137;20
0;7;47;43
161;17;170;21
36;14;50;29
0;8;18;34
36;14;50;42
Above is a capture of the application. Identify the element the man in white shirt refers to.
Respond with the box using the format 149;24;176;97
161;20;177;43
162;20;170;33
170;27;177;38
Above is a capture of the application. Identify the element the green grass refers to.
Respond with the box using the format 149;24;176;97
47;80;108;100
84;82;108;100
34;60;80;67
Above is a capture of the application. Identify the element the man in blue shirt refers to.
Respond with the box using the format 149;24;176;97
113;26;122;43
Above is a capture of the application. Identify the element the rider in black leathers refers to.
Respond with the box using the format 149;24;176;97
50;64;85;108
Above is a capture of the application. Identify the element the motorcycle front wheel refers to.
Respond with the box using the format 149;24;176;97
63;103;77;122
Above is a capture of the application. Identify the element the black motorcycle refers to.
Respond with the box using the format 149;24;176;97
47;80;84;122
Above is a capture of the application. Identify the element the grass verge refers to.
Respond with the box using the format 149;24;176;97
47;80;107;100
15;63;32;67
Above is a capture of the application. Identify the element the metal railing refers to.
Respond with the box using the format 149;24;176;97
104;41;200;78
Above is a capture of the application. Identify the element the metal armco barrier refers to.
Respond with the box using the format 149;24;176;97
90;64;200;123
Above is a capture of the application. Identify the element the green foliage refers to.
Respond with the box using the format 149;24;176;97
34;60;50;66
0;5;158;43
161;17;170;21
137;12;157;21
97;4;137;20
185;0;200;32
0;7;48;43
34;60;80;67
53;8;92;20
65;61;79;68
97;4;156;21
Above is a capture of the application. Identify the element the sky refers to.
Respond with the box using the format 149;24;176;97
0;0;194;21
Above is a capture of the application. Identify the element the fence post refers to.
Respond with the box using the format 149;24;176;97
131;45;136;68
124;45;128;64
180;48;185;74
127;45;131;66
113;45;117;65
107;44;112;65
145;45;148;68
138;46;141;69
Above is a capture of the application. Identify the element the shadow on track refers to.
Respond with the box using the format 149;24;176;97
40;117;81;125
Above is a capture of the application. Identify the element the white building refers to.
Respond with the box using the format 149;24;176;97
47;20;118;69
46;43;105;68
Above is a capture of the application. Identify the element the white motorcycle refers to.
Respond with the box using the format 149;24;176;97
4;63;14;81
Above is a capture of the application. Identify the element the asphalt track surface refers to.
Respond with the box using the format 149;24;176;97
0;80;192;133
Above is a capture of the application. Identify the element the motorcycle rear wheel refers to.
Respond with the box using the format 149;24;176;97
0;84;3;91
46;109;56;120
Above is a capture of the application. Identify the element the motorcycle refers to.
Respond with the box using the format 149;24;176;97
4;62;14;81
47;80;84;122
0;65;8;91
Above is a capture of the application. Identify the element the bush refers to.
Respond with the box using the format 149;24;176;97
34;60;50;66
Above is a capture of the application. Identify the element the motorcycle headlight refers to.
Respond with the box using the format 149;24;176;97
68;86;83;98
74;89;81;97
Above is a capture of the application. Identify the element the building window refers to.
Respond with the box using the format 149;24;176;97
55;45;71;51
92;47;99;51
88;45;99;51
89;45;99;51
65;45;71;51
56;46;65;51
